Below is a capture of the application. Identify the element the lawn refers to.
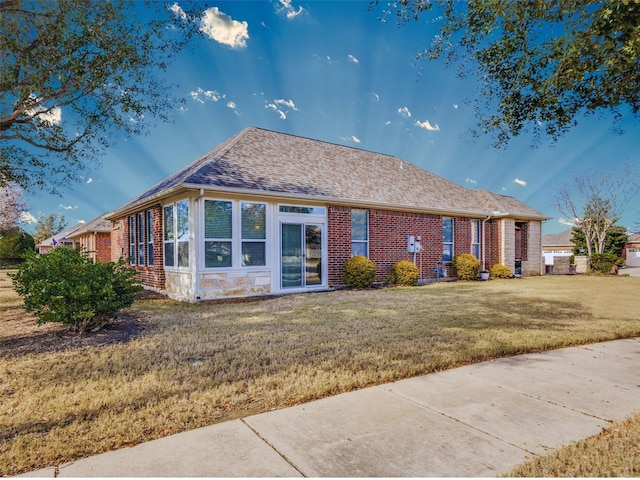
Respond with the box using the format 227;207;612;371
1;270;640;476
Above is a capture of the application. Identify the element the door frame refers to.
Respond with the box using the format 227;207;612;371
278;216;327;292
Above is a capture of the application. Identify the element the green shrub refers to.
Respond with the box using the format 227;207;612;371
11;247;141;333
453;253;481;280
344;255;376;288
389;260;419;286
590;253;624;274
489;263;512;278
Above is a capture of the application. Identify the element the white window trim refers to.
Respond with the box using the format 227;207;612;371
202;199;269;270
443;217;454;262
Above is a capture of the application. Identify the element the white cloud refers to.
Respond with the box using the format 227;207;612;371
397;106;411;118
190;87;224;104
59;204;76;210
348;54;359;64
385;120;392;125
559;217;577;226
465;177;478;185
351;136;361;144
86;177;93;184
415;119;440;131
266;98;297;119
278;0;305;18
453;104;459;109
20;211;37;224
514;178;527;187
274;98;297;110
25;95;62;126
371;92;380;102
200;7;249;48
168;3;188;21
227;101;236;109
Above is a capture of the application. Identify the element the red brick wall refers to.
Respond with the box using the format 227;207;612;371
114;205;165;290
95;232;111;263
484;219;500;270
327;206;481;286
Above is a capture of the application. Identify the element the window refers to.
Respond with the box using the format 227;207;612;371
137;212;145;266
443;217;454;262
204;200;232;268
146;210;154;266
241;202;266;266
471;219;481;259
351;209;369;257
128;216;136;265
176;200;189;268
163;205;175;267
279;205;326;215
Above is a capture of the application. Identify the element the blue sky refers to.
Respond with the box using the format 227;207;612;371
22;0;640;235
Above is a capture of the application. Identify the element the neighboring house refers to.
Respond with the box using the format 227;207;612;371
106;127;548;302
36;226;78;254
541;229;576;266
65;215;112;263
36;215;112;263
624;232;640;267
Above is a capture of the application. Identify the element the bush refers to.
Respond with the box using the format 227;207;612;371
590;253;624;274
11;247;142;333
453;253;481;280
389;260;419;286
490;263;512;278
344;255;376;288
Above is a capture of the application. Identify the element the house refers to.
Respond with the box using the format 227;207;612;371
65;215;112;263
36;215;111;263
624;232;640;267
541;229;575;266
36;226;78;254
106;127;547;302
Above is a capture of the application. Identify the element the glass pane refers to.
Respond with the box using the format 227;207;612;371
205;200;232;239
164;242;174;266
242;203;266;240
177;241;189;267
305;224;322;286
442;217;453;243
148;243;154;266
352;241;367;257
351;209;368;241
281;223;302;288
205;241;232;268
176;200;189;241
146;210;154;241
242;242;266;266
443;244;453;262
279;205;326;215
163;205;174;241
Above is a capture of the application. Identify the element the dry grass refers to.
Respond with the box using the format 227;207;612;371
1;271;640;475
507;412;640;477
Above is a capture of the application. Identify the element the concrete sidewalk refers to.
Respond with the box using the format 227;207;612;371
21;338;640;477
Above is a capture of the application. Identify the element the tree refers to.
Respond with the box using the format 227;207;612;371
570;225;628;258
32;213;67;245
0;182;25;233
0;0;203;192
0;227;34;265
374;1;640;147
555;167;639;256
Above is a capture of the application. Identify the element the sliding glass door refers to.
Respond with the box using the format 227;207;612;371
281;223;323;289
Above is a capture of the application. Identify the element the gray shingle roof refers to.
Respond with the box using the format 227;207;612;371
110;127;547;220
542;229;575;247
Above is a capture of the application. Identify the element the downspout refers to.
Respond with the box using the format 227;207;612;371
194;188;205;301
